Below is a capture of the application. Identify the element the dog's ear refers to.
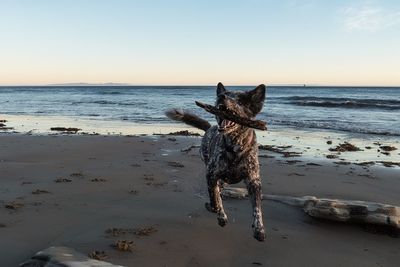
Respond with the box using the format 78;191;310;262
246;84;266;114
217;82;226;96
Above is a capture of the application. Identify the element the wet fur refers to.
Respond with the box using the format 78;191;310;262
166;82;266;241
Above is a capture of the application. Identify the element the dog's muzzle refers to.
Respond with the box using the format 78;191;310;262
218;119;236;131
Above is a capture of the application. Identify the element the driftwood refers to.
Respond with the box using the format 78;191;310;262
222;187;400;230
195;101;267;131
20;246;124;267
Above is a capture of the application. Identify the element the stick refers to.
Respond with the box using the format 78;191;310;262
195;101;267;131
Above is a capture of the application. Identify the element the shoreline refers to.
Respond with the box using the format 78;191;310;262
1;113;400;167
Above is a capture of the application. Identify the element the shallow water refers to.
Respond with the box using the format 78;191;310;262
1;86;399;136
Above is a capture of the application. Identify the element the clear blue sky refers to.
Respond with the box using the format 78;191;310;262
1;0;399;86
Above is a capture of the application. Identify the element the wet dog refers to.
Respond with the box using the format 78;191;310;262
166;82;266;241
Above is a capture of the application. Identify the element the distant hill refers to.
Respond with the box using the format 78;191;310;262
47;82;131;86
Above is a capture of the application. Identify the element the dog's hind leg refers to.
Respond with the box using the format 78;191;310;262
245;178;266;241
205;175;228;227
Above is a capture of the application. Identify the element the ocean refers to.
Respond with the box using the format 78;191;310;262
1;86;399;137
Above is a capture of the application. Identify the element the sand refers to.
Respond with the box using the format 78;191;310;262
1;134;399;267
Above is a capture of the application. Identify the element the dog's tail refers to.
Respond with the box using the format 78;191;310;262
165;108;211;131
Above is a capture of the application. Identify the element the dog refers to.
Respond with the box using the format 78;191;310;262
166;82;266;241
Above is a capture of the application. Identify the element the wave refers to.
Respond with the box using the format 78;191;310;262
97;91;122;95
269;119;400;136
71;100;148;106
285;96;400;110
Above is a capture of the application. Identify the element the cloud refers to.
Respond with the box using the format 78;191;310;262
342;5;400;32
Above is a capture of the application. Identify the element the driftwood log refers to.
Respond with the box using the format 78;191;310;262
195;101;267;131
222;187;400;230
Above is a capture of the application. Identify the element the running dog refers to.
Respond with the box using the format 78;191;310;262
166;82;266;241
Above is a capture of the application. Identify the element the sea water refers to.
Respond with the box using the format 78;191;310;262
1;86;399;136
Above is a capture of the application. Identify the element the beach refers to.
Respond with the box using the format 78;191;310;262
2;0;400;265
1;133;399;266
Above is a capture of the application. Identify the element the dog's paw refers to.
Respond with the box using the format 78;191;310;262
217;214;228;227
205;202;217;213
253;228;266;242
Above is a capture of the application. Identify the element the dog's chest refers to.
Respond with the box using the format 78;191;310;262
202;128;257;181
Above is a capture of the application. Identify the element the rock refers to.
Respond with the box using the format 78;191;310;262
19;246;124;267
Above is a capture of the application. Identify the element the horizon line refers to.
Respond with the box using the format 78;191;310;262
1;83;400;88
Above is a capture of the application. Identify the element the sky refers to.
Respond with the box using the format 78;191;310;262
0;0;400;86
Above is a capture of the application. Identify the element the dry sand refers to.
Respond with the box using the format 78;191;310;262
1;135;399;266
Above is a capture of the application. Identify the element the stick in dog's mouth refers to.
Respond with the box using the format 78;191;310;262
195;101;267;131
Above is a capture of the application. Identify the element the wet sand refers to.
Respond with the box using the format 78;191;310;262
1;135;399;266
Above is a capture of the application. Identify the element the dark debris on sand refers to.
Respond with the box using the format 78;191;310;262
379;145;397;152
105;225;158;237
258;144;302;157
54;178;72;183
133;226;158;236
166;130;201;136
70;172;85;178
88;251;108;260
326;154;339;159
91;178;107;182
106;228;132;237
111;240;135;252
50;127;81;133
329;142;361;152
4;202;24;210
32;189;50;195
0;119;14;131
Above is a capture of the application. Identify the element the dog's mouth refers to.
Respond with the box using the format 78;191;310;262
218;119;236;131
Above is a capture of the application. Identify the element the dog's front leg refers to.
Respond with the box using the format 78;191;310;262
205;174;228;227
245;178;266;241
